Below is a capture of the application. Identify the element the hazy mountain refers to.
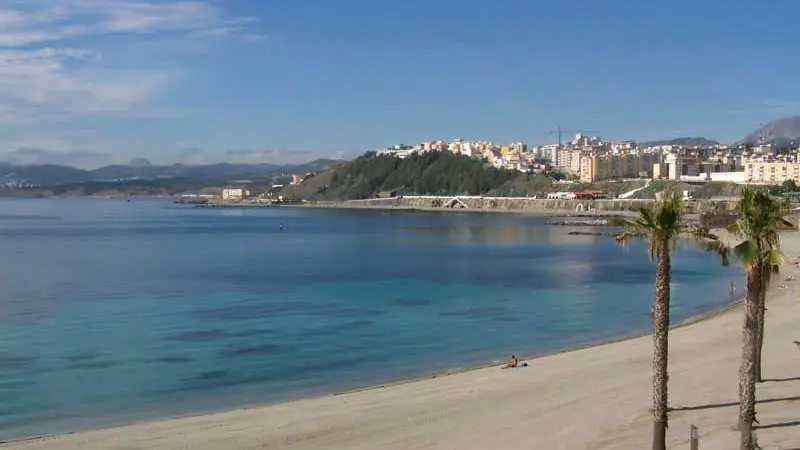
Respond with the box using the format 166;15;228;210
641;137;720;147
128;158;152;167
0;158;345;186
737;116;800;147
0;164;94;185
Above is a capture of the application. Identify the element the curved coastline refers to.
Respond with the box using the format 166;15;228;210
0;291;747;447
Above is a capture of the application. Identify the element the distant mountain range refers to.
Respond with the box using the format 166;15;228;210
642;116;800;148
641;137;721;148
0;158;344;186
736;116;800;147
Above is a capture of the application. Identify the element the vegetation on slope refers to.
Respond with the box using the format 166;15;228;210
279;152;660;201
487;175;647;198
280;152;518;200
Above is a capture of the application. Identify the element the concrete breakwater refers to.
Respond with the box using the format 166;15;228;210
313;196;738;215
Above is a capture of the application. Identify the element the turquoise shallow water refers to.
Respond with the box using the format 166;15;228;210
0;199;739;440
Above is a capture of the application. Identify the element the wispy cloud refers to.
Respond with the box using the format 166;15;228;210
171;147;349;166
726;98;800;117
0;0;257;119
0;0;257;47
3;147;113;167
0;133;117;168
0;0;260;164
226;148;314;165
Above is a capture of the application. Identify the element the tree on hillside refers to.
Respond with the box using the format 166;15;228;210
719;189;792;450
311;152;519;200
613;188;693;450
782;179;798;192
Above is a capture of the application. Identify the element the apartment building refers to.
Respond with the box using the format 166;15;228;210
579;152;659;182
539;144;559;164
745;160;800;184
557;148;584;174
662;154;741;180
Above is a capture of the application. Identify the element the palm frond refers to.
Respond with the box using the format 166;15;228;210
611;189;686;263
733;240;759;267
615;231;633;247
762;248;785;270
697;237;732;266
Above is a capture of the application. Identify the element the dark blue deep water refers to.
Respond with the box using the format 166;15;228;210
0;198;739;440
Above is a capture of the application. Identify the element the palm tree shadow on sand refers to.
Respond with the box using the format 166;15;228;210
671;396;800;433
761;375;800;382
670;395;800;412
753;420;800;430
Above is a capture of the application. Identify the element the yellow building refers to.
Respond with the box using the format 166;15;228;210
579;152;659;182
745;161;800;184
652;163;667;179
557;148;584;175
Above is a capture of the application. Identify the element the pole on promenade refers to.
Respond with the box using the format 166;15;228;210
689;424;699;450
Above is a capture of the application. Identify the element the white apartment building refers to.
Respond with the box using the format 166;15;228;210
611;140;636;151
540;144;559;164
664;154;702;179
222;188;249;200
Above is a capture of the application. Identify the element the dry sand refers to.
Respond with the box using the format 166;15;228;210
5;232;800;450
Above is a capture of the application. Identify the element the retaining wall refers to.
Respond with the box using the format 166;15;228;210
315;196;739;215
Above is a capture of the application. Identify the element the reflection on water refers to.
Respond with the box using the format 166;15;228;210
400;223;597;245
0;199;740;441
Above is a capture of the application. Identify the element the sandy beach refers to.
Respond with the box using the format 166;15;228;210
4;232;799;450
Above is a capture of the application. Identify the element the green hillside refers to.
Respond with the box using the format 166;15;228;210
279;152;517;200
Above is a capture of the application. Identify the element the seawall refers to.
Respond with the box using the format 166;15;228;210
311;196;739;215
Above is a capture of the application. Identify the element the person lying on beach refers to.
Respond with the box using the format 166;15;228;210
501;355;519;369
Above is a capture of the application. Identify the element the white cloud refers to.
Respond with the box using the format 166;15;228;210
0;0;257;119
3;147;113;167
170;147;351;166
0;1;256;46
0;132;118;168
726;98;800;117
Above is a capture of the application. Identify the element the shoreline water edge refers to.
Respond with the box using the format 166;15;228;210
3;229;798;449
1;267;747;446
0;300;740;446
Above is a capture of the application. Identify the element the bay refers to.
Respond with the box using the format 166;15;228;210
0;198;739;440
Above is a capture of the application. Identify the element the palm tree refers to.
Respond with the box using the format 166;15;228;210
721;188;791;450
613;188;685;450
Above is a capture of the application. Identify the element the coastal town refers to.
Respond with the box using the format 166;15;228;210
162;127;800;207
375;134;800;185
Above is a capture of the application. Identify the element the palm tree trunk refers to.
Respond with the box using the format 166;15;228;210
739;263;761;450
754;268;769;383
651;240;671;450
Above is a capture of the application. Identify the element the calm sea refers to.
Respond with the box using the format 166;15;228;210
0;198;739;440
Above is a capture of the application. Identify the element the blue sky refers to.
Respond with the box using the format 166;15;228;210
1;0;800;168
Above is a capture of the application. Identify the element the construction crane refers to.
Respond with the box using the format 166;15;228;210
548;127;600;147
